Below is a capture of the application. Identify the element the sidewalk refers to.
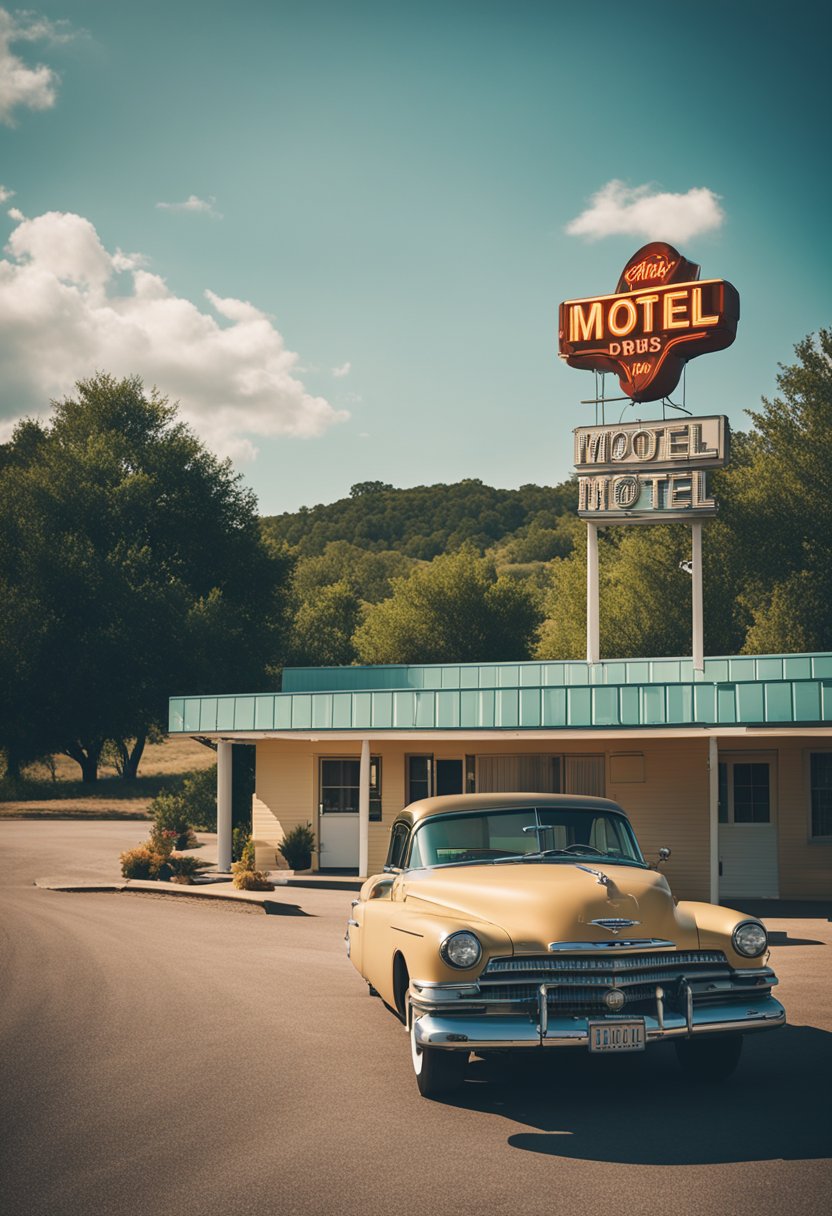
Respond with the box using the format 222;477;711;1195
34;831;363;904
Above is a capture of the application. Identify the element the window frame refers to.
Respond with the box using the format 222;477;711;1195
717;752;776;827
318;754;383;822
807;749;832;842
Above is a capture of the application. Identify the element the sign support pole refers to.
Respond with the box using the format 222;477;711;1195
586;522;600;664
692;521;704;672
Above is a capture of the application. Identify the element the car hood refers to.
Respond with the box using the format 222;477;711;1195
400;862;699;952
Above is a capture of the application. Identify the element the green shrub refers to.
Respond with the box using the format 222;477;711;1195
169;854;212;880
182;766;218;831
119;846;157;879
232;868;274;891
147;792;195;849
232;825;250;863
278;823;315;870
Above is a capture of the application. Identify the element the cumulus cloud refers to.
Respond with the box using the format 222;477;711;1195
566;180;725;244
156;194;222;219
331;360;351;378
0;209;348;458
0;183;13;203
0;8;72;125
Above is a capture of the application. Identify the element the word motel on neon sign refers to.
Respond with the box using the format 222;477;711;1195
558;243;740;402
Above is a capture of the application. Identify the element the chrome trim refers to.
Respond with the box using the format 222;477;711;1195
547;939;676;951
411;996;786;1052
655;985;664;1032
538;984;548;1036
350;898;360;908
347;918;360;927
589;918;641;934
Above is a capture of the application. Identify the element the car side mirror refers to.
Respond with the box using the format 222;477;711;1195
652;847;671;869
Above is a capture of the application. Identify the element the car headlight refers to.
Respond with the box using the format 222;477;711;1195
732;920;768;958
439;931;482;969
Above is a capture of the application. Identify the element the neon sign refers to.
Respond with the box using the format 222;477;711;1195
558;242;739;403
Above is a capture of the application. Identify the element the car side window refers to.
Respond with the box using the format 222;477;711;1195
385;823;410;871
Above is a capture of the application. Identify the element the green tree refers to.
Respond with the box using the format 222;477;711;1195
287;580;363;666
726;328;832;652
0;374;292;781
292;541;413;604
354;548;542;664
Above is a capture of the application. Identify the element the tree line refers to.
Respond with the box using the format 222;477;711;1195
1;329;829;782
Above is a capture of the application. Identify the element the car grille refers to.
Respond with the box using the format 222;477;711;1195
478;951;734;1016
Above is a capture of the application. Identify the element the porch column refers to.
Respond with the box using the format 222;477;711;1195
217;740;233;874
708;735;719;903
692;521;704;673
586;522;600;664
359;738;370;879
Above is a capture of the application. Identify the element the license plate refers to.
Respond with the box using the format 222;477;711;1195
588;1020;645;1053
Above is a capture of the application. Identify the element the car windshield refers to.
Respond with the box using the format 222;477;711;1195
408;807;645;869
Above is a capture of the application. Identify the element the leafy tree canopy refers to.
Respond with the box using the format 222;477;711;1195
354;548;543;664
263;478;578;561
0;373;292;780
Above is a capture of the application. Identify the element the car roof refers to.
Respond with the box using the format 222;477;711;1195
394;791;629;828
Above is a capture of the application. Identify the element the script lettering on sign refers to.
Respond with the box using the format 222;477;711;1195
558;242;739;403
574;415;729;520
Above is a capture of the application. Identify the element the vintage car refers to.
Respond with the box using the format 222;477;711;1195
345;793;785;1098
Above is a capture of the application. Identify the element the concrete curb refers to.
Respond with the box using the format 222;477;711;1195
34;874;362;901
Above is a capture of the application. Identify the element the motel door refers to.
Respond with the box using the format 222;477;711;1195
318;758;360;869
717;753;779;899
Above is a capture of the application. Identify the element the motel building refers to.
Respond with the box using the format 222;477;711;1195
168;651;832;904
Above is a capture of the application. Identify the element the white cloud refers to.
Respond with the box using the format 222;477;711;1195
7;205;23;221
0;183;13;203
156;194;222;219
0;209;348;458
331;360;351;378
0;8;72;125
566;180;725;244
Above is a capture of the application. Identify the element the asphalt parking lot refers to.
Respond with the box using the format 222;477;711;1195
1;820;830;1216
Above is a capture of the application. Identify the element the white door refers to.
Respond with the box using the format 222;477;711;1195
718;755;779;899
318;758;360;869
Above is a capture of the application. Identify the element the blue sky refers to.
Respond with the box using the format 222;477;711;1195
0;0;829;514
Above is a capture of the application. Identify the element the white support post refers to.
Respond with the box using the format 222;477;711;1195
358;739;370;880
708;735;719;903
692;521;704;673
586;522;600;665
217;740;233;874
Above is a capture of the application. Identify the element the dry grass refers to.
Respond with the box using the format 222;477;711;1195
0;736;216;819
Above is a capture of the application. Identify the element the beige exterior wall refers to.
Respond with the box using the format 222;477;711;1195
249;734;831;899
714;736;832;900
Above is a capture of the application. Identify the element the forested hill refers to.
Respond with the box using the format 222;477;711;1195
261;478;578;561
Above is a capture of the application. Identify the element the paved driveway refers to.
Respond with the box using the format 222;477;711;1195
1;820;830;1216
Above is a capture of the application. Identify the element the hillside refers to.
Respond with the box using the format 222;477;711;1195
261;477;578;562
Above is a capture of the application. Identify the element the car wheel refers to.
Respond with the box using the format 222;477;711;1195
675;1033;743;1080
410;1015;468;1098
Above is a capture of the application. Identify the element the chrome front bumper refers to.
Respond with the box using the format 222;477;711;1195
411;992;786;1052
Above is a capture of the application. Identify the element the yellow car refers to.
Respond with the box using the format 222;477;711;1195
345;793;785;1098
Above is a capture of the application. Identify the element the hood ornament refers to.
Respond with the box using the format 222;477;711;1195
576;864;610;887
590;918;641;936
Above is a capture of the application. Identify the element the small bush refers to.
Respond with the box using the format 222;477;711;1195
169;854;212;879
278;823;315;871
232;868;274;891
120;846;157;880
232;825;250;863
147;792;196;849
182;766;218;831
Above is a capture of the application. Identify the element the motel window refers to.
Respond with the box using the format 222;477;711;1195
810;753;832;839
406;755;433;805
477;754;562;794
718;759;771;825
319;757;382;822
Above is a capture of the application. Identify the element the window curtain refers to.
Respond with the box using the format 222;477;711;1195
477;754;561;793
